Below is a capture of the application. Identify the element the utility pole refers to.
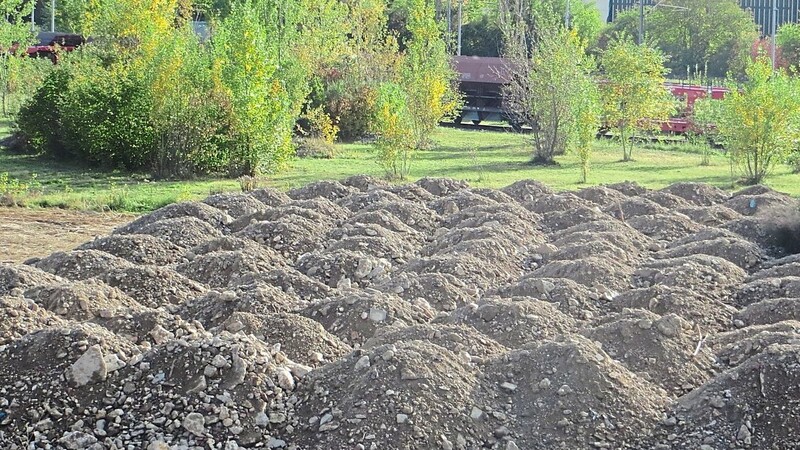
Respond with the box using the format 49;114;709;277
565;0;571;28
772;0;778;71
457;0;463;56
31;1;35;32
447;0;452;53
51;0;55;32
638;1;645;45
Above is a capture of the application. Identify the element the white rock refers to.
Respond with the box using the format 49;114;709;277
66;345;107;387
182;412;206;436
368;308;388;323
255;412;269;427
104;353;126;373
147;441;170;450
396;414;408;424
500;382;518;392
268;438;287;448
276;367;295;390
354;355;371;370
212;354;228;368
58;431;98;449
149;325;174;345
470;407;484;421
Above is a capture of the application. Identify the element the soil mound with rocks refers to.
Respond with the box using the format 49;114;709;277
3;178;800;449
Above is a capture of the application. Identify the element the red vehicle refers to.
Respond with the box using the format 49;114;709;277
11;32;85;62
662;83;728;134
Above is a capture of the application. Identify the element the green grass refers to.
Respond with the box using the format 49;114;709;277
1;126;798;212
282;128;800;193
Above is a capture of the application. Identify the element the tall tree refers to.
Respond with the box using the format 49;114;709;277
499;0;600;165
599;35;674;162
601;1;758;78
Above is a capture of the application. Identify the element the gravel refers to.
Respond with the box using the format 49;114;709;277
2;178;800;449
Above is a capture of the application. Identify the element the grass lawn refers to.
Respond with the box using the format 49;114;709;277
1;126;798;213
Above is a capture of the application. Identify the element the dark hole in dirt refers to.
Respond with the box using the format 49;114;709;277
766;205;800;255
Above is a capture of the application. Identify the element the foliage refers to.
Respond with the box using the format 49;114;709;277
499;1;600;166
212;0;309;176
535;0;603;47
691;96;724;166
600;1;758;78
0;171;39;206
370;0;459;179
0;0;36;116
371;81;415;179
301;106;340;144
144;26;233;178
572;70;601;182
15;66;70;156
401;0;461;148
313;0;401;140
17;0;319;179
778;23;800;70
59;60;155;170
599;35;674;162
461;13;503;57
714;56;800;184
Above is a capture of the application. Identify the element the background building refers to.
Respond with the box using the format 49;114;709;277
604;0;800;36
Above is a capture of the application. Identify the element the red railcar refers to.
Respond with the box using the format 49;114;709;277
662;83;728;134
9;32;85;62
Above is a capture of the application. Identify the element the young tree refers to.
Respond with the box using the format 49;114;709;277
714;56;800;184
499;0;600;165
371;0;460;180
599;35;674;162
212;0;309;176
572;74;601;183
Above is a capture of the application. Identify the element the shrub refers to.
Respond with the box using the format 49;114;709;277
16;66;71;157
299;105;339;144
295;137;337;159
59;62;155;170
714;56;800;184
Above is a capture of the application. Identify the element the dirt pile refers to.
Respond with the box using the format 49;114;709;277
2;178;800;449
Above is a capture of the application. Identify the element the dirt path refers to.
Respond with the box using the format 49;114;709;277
0;207;135;263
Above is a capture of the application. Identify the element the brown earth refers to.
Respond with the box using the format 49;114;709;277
0;207;134;263
2;180;800;450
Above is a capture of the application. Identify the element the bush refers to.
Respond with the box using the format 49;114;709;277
59;62;155;170
16;66;71;157
294;137;337;159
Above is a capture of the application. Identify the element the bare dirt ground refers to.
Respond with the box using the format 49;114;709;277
0;208;135;263
2;178;800;450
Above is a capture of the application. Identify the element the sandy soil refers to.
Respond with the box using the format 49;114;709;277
0;207;135;263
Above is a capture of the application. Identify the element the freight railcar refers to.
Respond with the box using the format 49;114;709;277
452;55;727;134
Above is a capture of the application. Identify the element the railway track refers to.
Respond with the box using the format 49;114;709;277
440;121;532;133
440;121;711;146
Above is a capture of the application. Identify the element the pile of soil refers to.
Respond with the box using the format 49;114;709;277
2;177;800;449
